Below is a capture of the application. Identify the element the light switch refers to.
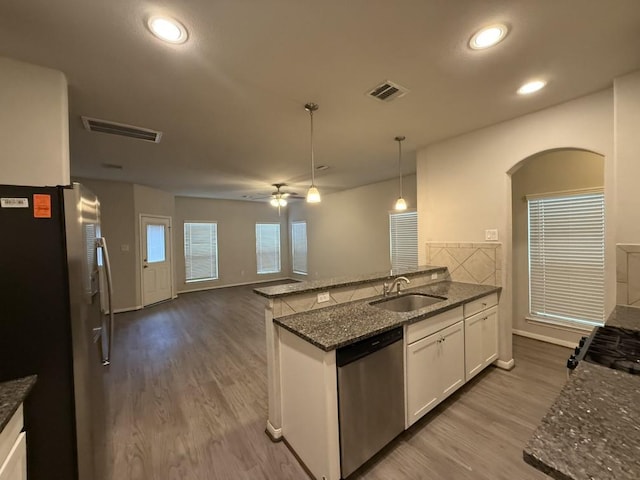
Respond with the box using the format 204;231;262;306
120;244;130;252
485;229;498;241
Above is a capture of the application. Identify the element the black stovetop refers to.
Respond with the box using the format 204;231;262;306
582;325;640;374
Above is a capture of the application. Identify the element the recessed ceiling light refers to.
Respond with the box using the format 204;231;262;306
469;24;509;50
147;16;188;44
517;80;547;95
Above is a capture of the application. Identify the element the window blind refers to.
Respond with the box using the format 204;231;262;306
184;222;218;282
256;223;281;274
528;191;605;326
389;211;418;271
291;221;307;274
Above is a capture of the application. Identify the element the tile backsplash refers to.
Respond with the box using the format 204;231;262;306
616;244;640;307
425;242;502;286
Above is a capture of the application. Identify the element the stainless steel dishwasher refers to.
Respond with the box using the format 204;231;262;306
336;326;404;478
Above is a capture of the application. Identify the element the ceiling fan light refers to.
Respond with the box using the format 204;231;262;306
270;198;279;207
279;198;287;207
307;186;321;203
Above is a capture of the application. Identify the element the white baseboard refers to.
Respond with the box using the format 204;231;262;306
110;305;143;314
513;329;577;348
178;277;294;294
265;421;282;441
494;358;515;370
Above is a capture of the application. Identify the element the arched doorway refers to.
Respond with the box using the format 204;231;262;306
509;148;605;346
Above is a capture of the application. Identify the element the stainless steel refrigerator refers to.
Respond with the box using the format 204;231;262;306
0;183;114;480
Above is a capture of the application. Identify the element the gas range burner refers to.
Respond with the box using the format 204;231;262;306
568;326;640;374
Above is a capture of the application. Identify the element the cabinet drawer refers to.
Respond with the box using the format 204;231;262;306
0;405;23;467
463;293;498;318
406;306;463;344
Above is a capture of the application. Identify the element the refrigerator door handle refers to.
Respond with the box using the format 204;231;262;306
96;237;114;366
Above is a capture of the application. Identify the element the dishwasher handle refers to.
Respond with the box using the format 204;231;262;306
336;327;403;367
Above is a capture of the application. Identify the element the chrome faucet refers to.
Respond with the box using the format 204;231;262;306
383;276;410;296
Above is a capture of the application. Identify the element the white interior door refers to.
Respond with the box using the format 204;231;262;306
141;215;173;306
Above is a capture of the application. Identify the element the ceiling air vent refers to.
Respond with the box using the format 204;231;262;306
367;80;408;102
81;116;162;143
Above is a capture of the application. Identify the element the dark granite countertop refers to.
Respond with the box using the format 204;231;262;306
523;305;640;480
254;265;448;299
275;281;500;351
0;375;36;433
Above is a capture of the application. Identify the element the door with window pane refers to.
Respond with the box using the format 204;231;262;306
141;215;173;306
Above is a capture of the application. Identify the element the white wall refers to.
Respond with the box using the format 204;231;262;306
288;175;417;280
614;70;640;242
0;57;69;186
174;196;290;292
511;150;604;345
417;89;615;358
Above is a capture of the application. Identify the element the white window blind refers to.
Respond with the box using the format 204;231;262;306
528;190;605;326
291;221;308;275
389;211;418;271
256;223;281;274
184;222;218;282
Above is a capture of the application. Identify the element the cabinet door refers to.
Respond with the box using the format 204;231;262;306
464;313;485;380
0;432;26;480
406;333;441;426
482;308;499;365
439;321;465;399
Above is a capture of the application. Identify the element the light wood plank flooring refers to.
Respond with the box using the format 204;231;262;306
106;282;570;480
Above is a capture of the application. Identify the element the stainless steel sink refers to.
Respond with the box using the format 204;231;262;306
370;293;447;312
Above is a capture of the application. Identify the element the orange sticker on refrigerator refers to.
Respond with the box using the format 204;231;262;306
33;194;52;218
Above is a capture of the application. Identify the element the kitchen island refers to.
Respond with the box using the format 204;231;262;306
524;306;640;480
255;266;504;480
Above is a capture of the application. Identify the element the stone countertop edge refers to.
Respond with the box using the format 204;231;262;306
253;265;448;299
274;281;501;351
523;305;640;480
0;375;37;433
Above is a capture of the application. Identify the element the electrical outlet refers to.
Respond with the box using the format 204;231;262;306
120;244;129;252
431;273;438;280
317;292;331;303
485;229;498;241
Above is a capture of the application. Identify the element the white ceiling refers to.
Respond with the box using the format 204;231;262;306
1;0;639;201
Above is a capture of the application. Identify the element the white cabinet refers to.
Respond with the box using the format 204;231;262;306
405;307;465;427
0;405;27;480
464;299;499;381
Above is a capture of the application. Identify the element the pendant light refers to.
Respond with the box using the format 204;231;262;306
394;136;407;211
304;103;321;203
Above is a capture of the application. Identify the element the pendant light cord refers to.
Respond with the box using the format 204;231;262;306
395;135;405;198
309;108;316;187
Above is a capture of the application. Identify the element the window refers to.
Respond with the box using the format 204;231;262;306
256;223;281;274
146;224;166;263
389;211;418;271
291;221;308;275
184;222;218;282
528;190;605;326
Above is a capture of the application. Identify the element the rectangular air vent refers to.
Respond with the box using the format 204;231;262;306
81;116;162;143
367;80;408;102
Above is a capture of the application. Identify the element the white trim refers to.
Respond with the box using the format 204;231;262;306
266;421;282;441
177;277;293;294
525;186;604;201
494;358;515;370
525;315;596;333
513;329;578;348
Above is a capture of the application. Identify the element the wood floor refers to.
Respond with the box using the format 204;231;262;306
105;282;571;480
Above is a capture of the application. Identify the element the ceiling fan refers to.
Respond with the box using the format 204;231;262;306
268;183;302;206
